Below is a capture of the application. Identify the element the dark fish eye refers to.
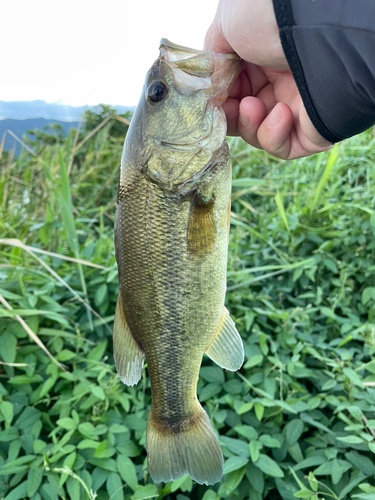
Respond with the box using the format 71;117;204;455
147;81;168;105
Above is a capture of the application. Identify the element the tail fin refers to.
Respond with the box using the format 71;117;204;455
146;403;223;485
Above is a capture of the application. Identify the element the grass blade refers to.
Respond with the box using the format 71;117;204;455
309;144;339;214
274;191;289;235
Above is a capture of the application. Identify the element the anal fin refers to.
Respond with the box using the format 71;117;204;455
113;293;145;386
205;308;244;371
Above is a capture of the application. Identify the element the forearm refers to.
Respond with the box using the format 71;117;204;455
273;0;375;142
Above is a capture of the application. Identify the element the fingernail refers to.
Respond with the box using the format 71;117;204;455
267;104;281;127
239;109;249;127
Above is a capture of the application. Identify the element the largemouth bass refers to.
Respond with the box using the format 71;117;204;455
114;39;244;486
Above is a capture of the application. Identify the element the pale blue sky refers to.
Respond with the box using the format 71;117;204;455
1;0;219;107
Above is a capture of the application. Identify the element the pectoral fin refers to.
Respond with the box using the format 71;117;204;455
205;308;244;371
113;294;145;386
187;194;216;257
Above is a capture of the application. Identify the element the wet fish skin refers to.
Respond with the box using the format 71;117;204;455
114;39;244;485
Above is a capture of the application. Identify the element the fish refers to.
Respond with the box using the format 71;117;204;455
114;39;244;486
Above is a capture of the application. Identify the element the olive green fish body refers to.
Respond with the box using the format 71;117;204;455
114;39;244;485
116;148;230;420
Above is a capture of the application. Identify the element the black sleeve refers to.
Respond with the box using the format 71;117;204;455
272;0;375;143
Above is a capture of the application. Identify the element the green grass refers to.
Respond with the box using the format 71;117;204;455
0;120;375;500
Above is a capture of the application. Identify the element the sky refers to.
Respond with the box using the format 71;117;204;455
1;0;219;107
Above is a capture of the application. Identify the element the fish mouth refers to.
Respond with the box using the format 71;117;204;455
160;38;242;99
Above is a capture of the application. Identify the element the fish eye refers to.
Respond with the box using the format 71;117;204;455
147;81;168;105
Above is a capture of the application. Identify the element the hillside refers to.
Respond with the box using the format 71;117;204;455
0;118;79;154
0;100;134;121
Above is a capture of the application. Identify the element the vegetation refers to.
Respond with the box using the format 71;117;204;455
0;111;374;500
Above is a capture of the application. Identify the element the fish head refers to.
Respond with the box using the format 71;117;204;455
122;39;241;193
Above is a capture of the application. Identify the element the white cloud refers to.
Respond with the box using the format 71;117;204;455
1;0;219;107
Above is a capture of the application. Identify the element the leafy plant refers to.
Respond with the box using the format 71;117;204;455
0;118;374;499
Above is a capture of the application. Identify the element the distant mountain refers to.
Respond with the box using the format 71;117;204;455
0;118;79;154
0;100;134;121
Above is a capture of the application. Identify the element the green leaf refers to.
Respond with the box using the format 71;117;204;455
87;341;107;361
40;483;58;500
259;434;281;448
109;424;128;434
93;440;116;459
337;435;364;444
92;467;110;492
345;452;374;476
56;349;76;361
91;386;105;400
2;455;35;470
66;475;80;500
358;483;375;493
200;366;224;383
3;481;28;500
234;425;258;441
107;472;124;500
249;440;262;463
33;440;47;454
343;368;363;387
95;284;108;306
219;466;246;496
57;417;77;430
117;455;138;491
331;459;343;485
294;490;312;498
77;439;99;449
78;422;97;439
0;332;17;363
339;470;366;498
223;456;249;475
59;452;76;487
89;458;117;472
199;383;221;402
348;406;363;421
170;475;191;493
254;403;264;421
8;375;44;385
245;354;264;368
0;427;19;442
254;454;284;478
116;440;141;457
293;456;326;471
0;401;13;424
27;467;43;498
246;463;264;494
220;436;249;457
131;484;158;500
362;287;375;305
285;419;304;447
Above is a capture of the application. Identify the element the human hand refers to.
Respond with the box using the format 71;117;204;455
204;0;333;159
